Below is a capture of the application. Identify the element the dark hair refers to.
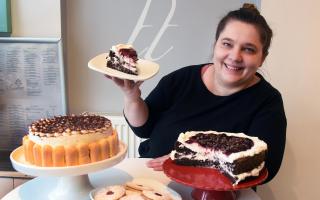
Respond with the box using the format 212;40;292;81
215;3;273;57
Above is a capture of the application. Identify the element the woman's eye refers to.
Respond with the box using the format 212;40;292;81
243;47;255;53
222;42;232;47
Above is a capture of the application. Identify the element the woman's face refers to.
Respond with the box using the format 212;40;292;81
213;20;264;88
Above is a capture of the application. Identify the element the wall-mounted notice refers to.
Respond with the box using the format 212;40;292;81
0;38;66;151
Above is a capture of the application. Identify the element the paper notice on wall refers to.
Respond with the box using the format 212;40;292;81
0;41;66;151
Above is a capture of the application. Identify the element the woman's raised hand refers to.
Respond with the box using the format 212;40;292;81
105;75;143;101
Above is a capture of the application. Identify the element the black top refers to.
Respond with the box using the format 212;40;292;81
127;64;286;183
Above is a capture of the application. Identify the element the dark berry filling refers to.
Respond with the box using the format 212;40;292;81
186;133;253;155
106;191;114;195
119;48;138;61
155;192;162;196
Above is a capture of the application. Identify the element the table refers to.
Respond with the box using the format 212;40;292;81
2;158;261;200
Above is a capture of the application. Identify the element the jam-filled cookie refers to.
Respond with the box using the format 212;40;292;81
125;186;142;195
125;181;153;191
94;185;126;200
142;190;172;200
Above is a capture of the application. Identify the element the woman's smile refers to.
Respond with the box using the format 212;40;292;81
224;63;244;71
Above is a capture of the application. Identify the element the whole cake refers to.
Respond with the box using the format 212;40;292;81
170;131;267;185
106;44;139;75
22;114;119;167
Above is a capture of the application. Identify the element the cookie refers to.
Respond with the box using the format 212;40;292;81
142;190;172;200
125;186;142;195
126;181;153;191
94;185;126;200
119;194;147;200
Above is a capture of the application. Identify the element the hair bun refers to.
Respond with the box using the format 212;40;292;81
241;3;260;15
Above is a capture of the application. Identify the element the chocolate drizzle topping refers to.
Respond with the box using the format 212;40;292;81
186;133;254;155
29;114;111;134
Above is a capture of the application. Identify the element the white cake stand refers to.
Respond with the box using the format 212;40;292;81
10;142;128;200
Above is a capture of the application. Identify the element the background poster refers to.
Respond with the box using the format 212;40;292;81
0;39;66;150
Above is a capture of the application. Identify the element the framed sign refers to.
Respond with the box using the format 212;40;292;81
0;37;66;153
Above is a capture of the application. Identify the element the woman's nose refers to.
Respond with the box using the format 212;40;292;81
229;48;242;62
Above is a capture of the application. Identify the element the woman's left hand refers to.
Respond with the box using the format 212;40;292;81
146;154;170;171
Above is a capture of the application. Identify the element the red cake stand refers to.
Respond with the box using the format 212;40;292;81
163;159;268;200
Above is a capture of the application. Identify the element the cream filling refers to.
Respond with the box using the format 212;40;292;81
232;162;265;185
29;129;112;147
176;131;267;163
110;44;138;71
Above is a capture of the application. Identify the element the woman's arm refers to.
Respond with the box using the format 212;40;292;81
107;76;148;126
248;92;287;183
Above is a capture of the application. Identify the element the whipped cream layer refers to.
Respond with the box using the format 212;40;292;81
28;130;112;147
29;132;112;147
232;162;265;185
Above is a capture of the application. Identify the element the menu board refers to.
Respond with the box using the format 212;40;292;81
0;38;66;151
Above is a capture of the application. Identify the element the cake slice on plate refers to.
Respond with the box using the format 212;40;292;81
106;44;139;75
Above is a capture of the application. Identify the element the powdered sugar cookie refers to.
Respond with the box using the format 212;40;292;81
126;181;153;191
119;194;147;200
142;190;172;200
94;185;126;200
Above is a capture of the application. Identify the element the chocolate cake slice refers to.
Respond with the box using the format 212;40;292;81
106;44;139;75
170;131;267;185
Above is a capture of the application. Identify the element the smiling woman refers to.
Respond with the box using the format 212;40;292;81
205;3;272;96
204;20;264;96
106;3;286;186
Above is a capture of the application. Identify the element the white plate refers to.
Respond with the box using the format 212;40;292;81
89;178;182;200
88;53;160;81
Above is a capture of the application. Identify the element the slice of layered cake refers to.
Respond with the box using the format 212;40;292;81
106;44;139;75
22;114;119;167
170;131;267;185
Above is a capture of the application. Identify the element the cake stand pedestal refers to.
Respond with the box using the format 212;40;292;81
10;142;128;200
163;159;268;200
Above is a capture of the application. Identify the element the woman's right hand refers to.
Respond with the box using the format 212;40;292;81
105;75;143;101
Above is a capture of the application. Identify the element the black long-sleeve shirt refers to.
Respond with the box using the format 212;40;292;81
127;64;286;183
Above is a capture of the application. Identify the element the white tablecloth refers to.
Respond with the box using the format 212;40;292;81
2;158;261;200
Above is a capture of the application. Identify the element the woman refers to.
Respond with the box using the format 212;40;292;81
108;4;286;183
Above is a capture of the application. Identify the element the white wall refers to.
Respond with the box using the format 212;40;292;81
258;0;320;200
6;0;320;200
10;0;61;37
